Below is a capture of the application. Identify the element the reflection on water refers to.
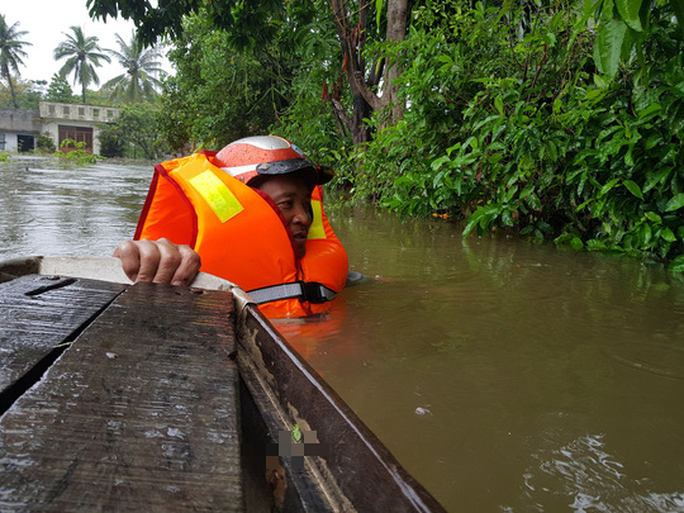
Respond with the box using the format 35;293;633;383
3;158;684;511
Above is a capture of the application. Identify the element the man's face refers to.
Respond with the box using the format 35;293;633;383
255;174;314;257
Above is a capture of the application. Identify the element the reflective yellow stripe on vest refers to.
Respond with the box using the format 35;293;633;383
189;170;244;223
308;199;326;240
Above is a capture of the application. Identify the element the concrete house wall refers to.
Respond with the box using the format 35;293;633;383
0;109;41;152
0;102;121;154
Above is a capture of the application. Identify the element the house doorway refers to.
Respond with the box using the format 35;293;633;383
17;135;35;152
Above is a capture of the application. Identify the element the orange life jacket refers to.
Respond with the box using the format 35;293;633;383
134;151;349;318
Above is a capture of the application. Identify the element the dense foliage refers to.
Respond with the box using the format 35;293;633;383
88;0;411;146
155;2;345;154
158;14;292;151
44;74;76;103
0;78;44;109
98;103;167;159
354;0;684;270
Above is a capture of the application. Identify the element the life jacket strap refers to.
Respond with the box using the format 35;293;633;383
247;281;337;305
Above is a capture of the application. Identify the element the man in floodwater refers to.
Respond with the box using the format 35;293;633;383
114;135;349;318
114;171;315;282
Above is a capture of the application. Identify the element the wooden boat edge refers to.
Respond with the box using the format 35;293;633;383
0;256;446;512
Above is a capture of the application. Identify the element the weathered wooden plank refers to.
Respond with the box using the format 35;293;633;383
0;282;243;511
0;275;127;401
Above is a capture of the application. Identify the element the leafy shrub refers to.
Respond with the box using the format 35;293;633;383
36;132;56;153
54;139;104;167
357;0;684;267
98;123;125;158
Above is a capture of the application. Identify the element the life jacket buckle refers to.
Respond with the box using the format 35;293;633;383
301;281;336;304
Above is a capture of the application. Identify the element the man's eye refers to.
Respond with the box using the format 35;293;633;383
278;201;293;209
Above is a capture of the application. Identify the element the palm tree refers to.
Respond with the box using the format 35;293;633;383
54;26;110;103
104;32;165;103
0;14;31;109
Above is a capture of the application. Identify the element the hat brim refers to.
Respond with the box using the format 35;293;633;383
255;158;333;185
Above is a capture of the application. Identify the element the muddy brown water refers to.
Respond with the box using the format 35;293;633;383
2;157;683;511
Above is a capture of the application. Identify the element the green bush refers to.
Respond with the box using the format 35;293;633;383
356;0;683;267
36;132;56;153
98;124;125;158
55;139;104;167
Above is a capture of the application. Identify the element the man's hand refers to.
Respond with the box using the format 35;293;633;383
112;238;201;287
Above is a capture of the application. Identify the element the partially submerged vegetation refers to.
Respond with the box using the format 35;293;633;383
54;139;105;167
354;2;684;272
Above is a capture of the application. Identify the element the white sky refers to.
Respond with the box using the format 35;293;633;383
2;0;173;88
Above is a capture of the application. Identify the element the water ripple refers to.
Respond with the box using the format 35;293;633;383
506;433;684;513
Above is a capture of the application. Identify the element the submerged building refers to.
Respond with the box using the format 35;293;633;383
0;101;120;154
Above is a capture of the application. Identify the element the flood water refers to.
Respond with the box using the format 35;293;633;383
2;157;684;512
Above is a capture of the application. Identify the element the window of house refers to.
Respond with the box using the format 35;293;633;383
78;107;85;116
62;106;70;116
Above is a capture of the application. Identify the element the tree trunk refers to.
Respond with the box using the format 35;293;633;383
3;66;18;109
328;0;407;146
9;78;18;109
380;0;407;130
351;92;372;146
80;56;87;104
